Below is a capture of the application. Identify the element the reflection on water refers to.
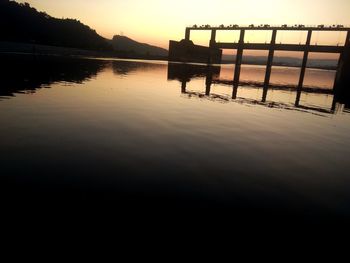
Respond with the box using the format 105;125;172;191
219;65;337;89
168;62;349;115
1;54;350;221
0;55;108;98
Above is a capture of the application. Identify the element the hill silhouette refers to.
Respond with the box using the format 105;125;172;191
0;1;169;58
112;35;168;57
0;0;112;50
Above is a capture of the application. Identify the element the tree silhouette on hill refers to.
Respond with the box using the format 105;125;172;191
0;0;112;50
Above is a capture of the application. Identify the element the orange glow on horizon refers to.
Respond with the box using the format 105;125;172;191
17;0;350;54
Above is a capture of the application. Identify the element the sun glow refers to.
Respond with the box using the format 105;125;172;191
18;0;350;50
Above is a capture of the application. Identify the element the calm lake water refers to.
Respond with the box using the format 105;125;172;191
1;55;350;220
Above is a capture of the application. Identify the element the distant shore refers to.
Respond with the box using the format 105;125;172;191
0;41;338;70
0;41;168;61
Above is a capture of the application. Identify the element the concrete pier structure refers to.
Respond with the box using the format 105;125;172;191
169;24;350;103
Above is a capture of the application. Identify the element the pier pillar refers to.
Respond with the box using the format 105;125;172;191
333;30;350;108
233;29;245;89
185;28;191;41
205;76;212;95
297;30;312;93
295;89;302;107
334;30;350;91
331;96;337;111
181;81;187;93
262;29;277;102
210;29;217;47
205;68;214;95
208;29;217;64
232;85;238;99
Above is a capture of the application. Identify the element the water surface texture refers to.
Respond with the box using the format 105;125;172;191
1;55;349;219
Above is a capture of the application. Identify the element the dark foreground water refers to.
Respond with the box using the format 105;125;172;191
1;55;350;223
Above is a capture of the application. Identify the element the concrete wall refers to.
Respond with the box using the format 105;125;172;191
168;40;222;64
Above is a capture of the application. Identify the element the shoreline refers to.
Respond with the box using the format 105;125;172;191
0;41;337;70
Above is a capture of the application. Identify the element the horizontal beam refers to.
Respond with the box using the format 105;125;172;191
187;26;350;32
211;79;334;94
216;43;345;53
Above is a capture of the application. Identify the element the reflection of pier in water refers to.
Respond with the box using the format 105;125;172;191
167;63;350;115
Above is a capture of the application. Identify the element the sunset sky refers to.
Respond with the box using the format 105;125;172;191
17;0;350;50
